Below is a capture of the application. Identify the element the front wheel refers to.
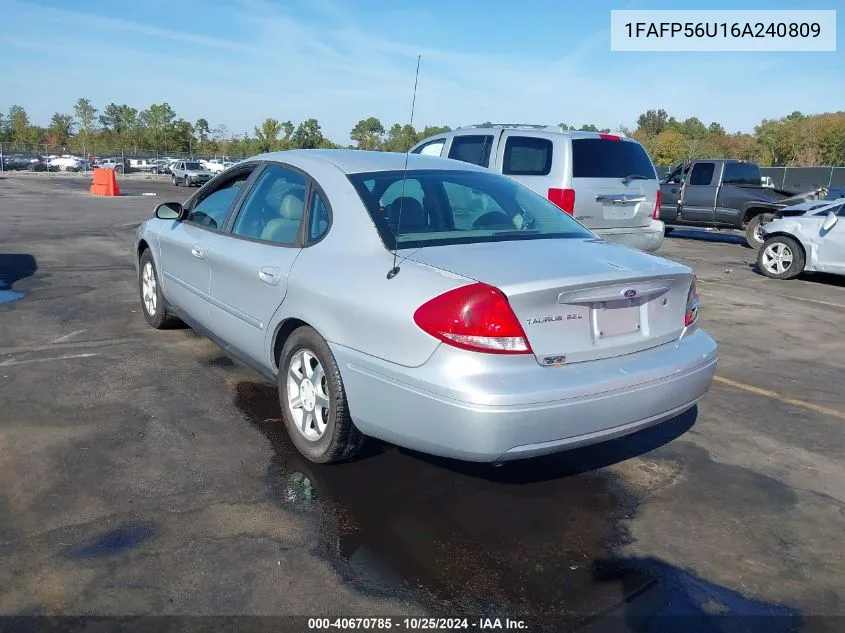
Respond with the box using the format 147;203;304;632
138;251;175;328
171;174;177;186
278;326;365;463
758;236;804;280
744;215;768;249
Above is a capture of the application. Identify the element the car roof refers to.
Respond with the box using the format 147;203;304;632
251;149;489;175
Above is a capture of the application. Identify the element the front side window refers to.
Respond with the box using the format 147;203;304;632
503;136;553;176
232;164;307;244
448;135;494;167
349;169;593;250
186;168;254;230
413;139;446;157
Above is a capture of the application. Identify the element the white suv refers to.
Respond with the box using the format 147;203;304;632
410;124;664;252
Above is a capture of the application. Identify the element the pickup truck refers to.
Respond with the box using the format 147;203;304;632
659;159;828;247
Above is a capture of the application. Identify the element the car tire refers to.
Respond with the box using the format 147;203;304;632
277;326;366;464
171;174;177;186
758;236;804;280
138;250;175;329
744;214;768;249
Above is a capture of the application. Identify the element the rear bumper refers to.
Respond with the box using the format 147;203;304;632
332;328;718;462
594;219;665;252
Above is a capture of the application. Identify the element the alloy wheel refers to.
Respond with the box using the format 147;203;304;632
761;242;793;275
286;349;330;442
141;262;157;316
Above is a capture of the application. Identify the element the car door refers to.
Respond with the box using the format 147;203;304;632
815;203;845;272
679;161;719;223
157;166;256;329
206;163;309;368
659;165;685;219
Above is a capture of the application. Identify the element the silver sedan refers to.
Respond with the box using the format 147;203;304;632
134;150;718;464
759;199;845;280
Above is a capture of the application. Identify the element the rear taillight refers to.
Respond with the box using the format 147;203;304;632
413;282;532;355
599;133;620;141
548;188;575;214
653;190;662;220
685;276;700;327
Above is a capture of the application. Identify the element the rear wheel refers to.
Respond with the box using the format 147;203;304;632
277;326;365;464
758;236;804;280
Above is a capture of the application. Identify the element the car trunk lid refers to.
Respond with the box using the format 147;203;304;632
406;239;692;365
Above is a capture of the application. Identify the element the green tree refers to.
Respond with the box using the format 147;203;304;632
381;123;419;152
8;105;31;144
140;103;177;151
636;109;669;136
350;117;385;150
195;118;210;143
255;117;282;151
651;129;686;164
419;125;451;137
580;124;599;132
708;122;726;136
46;113;74;145
73;98;98;138
291;118;324;149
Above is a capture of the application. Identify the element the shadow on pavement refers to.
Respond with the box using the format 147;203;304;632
0;253;37;305
230;382;800;631
666;229;748;246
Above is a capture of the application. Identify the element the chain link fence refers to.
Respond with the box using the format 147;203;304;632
0;142;250;175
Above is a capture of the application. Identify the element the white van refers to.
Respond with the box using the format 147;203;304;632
410;124;664;252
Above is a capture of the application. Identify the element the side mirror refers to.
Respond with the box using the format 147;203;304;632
822;211;838;231
155;202;185;220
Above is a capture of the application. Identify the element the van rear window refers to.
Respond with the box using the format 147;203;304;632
571;139;656;179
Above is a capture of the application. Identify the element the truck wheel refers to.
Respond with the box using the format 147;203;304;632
758;236;804;280
744;215;767;249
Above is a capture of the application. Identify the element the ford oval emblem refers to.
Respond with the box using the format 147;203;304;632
623;289;637;298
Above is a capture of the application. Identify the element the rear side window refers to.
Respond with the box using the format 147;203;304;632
571;139;656;179
689;163;715;186
448;135;494;167
502;136;553;176
722;162;761;185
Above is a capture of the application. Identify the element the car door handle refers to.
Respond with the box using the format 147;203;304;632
258;266;281;286
191;245;204;259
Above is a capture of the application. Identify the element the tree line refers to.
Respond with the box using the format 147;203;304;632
1;98;843;166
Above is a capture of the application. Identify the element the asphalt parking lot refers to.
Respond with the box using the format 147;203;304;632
1;171;844;631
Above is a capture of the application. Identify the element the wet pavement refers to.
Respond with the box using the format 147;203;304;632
1;174;844;631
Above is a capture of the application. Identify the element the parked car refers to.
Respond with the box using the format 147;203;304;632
757;198;845;279
128;158;158;173
134;150;718;464
94;157;126;173
49;155;87;172
205;158;235;174
152;159;172;174
170;160;212;187
659;159;828;248
26;156;58;172
409;124;665;252
761;176;775;188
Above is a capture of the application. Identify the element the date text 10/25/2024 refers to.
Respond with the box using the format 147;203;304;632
308;618;528;630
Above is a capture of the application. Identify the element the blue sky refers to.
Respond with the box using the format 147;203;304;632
1;0;842;144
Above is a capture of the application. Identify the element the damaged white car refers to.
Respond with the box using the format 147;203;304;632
758;199;845;280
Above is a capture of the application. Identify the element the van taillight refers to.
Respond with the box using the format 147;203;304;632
653;190;662;220
599;133;620;141
548;188;575;214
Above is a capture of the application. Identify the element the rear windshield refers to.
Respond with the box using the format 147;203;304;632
185;162;202;170
571;139;656;179
348;169;593;250
722;161;761;185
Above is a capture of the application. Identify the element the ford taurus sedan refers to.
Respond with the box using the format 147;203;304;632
134;150;718;464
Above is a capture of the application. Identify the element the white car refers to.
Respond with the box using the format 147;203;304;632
758;199;845;279
49;155;87;172
205;158;234;174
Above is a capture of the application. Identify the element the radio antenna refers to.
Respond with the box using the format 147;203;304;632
386;54;421;280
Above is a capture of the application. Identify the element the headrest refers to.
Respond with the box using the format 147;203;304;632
390;197;426;232
280;188;305;221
